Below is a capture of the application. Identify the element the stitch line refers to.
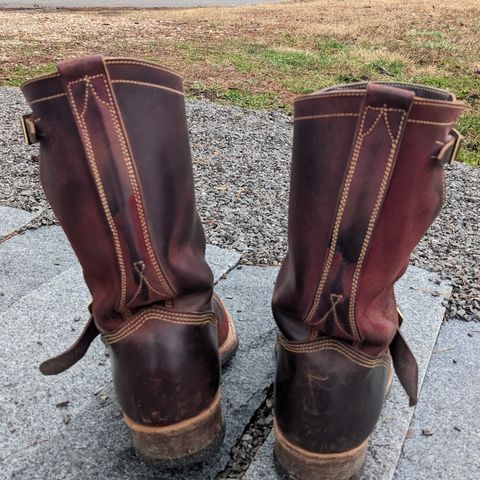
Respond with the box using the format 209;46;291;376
99;75;175;298
103;309;216;344
67;80;128;311
348;109;407;340
407;119;454;126
277;337;389;368
295;92;365;103
105;59;182;78
305;106;371;327
85;74;174;298
111;80;184;96
295;113;358;121
29;92;66;105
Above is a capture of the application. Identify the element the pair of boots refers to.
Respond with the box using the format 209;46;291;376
21;55;463;480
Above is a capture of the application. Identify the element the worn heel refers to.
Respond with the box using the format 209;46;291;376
274;423;367;480
124;391;225;469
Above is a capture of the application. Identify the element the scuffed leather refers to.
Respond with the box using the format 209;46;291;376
275;338;389;453
109;316;219;425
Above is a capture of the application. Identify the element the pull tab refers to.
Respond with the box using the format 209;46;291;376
21;114;38;145
39;317;100;375
435;129;463;165
389;309;419;406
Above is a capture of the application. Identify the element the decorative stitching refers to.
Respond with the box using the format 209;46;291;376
407;119;454;126
294;92;365;103
66;80;129;312
105;59;182;78
295;113;358;121
29;92;66;105
348;108;407;342
85;73;175;299
21;72;60;87
277;336;390;368
103;307;216;344
111;79;184;96
304;105;408;346
304;106;371;326
413;99;463;109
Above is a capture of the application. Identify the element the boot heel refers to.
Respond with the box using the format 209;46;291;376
124;391;225;469
274;423;367;480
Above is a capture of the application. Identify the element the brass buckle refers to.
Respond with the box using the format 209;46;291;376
448;128;463;164
21;114;37;145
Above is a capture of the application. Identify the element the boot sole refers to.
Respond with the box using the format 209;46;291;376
274;422;367;480
274;356;394;479
124;390;225;469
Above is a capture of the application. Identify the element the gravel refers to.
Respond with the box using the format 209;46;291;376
0;86;478;325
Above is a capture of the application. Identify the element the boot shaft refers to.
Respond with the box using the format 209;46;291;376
21;56;213;332
272;82;463;354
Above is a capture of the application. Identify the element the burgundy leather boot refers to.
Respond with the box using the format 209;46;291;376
20;55;238;467
272;82;463;479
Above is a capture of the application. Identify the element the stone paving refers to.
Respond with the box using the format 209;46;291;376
1;206;479;479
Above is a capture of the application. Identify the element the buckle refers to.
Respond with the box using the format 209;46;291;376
21;114;38;145
448;128;463;164
435;128;463;165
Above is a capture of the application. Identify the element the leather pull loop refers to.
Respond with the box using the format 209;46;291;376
389;328;419;406
435;129;463;165
39;317;100;375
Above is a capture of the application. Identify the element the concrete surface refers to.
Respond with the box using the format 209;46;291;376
0;205;476;479
244;266;453;480
0;0;282;7
0;206;35;238
394;320;480;480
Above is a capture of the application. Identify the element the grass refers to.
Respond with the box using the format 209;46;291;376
0;0;478;165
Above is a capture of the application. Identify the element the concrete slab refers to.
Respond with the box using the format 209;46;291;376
244;266;452;480
1;265;278;479
0;226;76;314
0;205;36;238
394;320;480;480
0;223;239;314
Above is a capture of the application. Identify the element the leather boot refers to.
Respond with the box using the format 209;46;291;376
20;55;238;467
272;82;463;479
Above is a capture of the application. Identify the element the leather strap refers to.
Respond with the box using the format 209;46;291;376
306;83;415;343
39;317;100;375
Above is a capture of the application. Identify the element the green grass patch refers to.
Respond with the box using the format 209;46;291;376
456;114;480;166
3;64;57;87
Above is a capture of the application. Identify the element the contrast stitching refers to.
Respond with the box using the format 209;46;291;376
348;108;407;341
105;59;182;78
407;119;454;126
277;337;389;368
111;79;184;96
66;79;128;311
304;106;371;326
294;92;365;103
103;309;216;344
21;72;60;87
295;113;358;121
29;92;66;105
87;74;175;298
413;99;463;109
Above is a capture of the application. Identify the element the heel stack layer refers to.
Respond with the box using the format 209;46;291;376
124;390;224;469
274;422;368;480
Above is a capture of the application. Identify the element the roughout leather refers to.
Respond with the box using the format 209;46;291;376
272;82;463;454
21;55;234;427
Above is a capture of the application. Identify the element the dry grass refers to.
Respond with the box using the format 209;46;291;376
0;0;478;164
